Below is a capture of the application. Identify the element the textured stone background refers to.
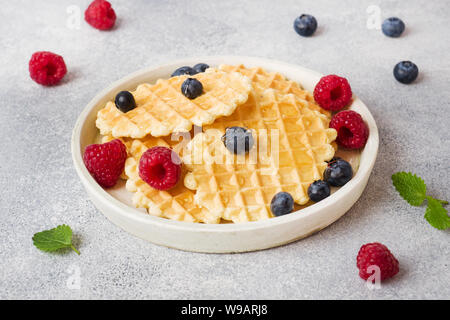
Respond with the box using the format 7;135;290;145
1;0;449;299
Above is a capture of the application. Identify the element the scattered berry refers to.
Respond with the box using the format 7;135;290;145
393;61;419;84
29;51;67;86
357;242;399;281
139;146;182;190
221;127;254;154
293;14;317;37
330;110;369;149
193;63;210;73
270;192;294;216
85;0;116;30
324;159;353;187
115;91;136;113
181;78;203;99
307;180;330;202
171;66;197;77
313;75;352;111
382;17;405;38
83;139;127;188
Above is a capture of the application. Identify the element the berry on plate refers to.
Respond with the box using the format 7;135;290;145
115;91;136;113
307;180;330;202
139;146;182;190
193;63;210;73
324;159;353;187
270;192;294;216
393;61;419;84
330;110;369;149
313;75;352;111
382;17;405;38
83;139;127;188
181;78;203;99
29;51;67;86
85;0;116;30
357;242;399;281
293;14;317;37
171;66;197;77
221;126;255;154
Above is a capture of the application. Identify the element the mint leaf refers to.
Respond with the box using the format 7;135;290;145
32;225;80;255
392;172;427;206
425;197;450;230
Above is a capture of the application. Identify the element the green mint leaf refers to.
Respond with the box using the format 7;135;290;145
32;225;80;255
392;172;427;206
425;197;450;230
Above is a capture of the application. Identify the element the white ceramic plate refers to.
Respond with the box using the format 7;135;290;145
71;56;379;253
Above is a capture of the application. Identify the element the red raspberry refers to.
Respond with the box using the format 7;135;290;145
330;110;369;149
29;51;67;86
313;74;352;111
357;242;399;282
83;139;127;188
139;147;182;191
85;0;116;30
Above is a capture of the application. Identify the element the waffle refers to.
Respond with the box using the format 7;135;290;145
182;89;337;223
96;68;252;139
218;64;330;118
124;137;220;223
102;131;189;157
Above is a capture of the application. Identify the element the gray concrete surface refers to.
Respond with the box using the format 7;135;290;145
0;0;449;300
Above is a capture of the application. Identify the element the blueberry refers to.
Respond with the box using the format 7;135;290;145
393;61;418;84
114;91;136;113
171;66;197;77
308;180;330;202
323;159;353;187
181;78;203;99
221;126;254;154
293;14;317;37
382;17;405;37
193;63;210;73
270;192;294;216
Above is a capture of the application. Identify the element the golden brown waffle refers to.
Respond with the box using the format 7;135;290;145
124;137;219;223
96;68;252;139
219;64;330;118
182;89;337;223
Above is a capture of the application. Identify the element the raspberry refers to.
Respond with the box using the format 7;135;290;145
357;242;399;282
313;74;352;111
329;110;369;149
28;51;67;86
83;139;127;188
85;0;116;30
139;147;182;191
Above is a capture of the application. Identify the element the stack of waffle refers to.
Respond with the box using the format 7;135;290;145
96;65;337;223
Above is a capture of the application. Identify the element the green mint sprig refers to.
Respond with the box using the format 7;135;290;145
32;224;80;255
392;172;449;230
